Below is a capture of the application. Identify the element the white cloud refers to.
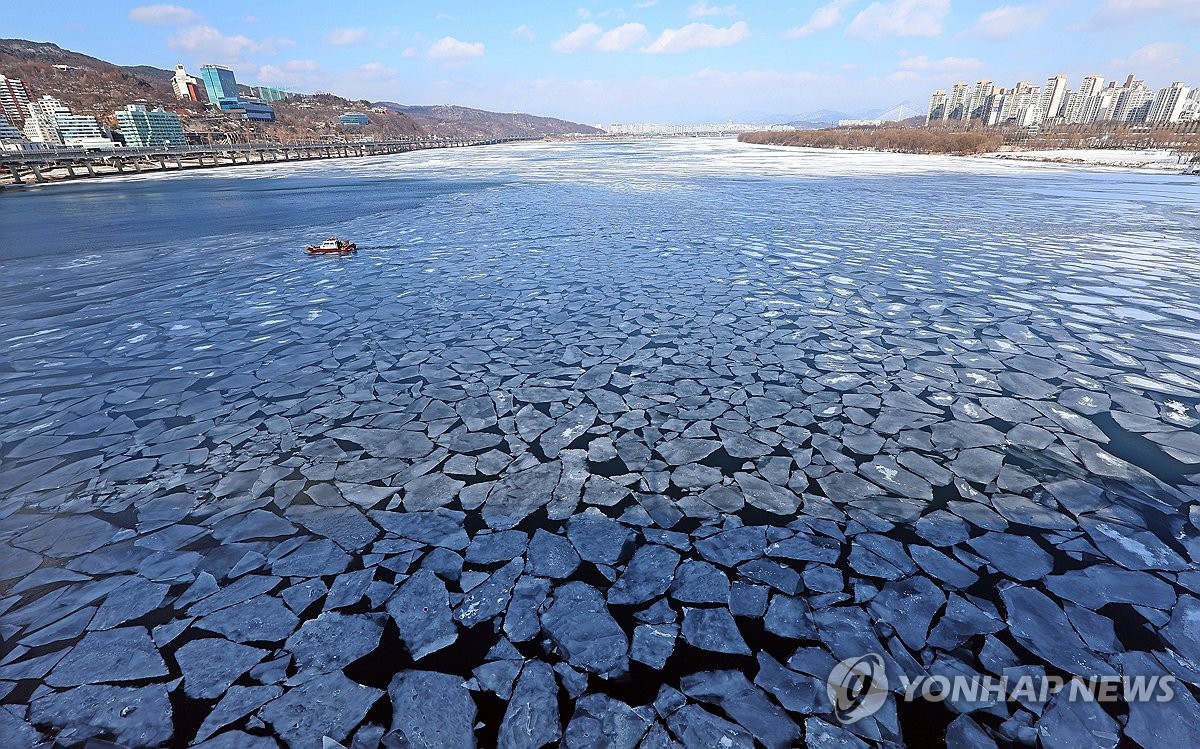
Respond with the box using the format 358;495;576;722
897;54;986;73
642;21;750;54
688;1;738;18
964;4;1048;40
255;59;324;88
377;37;484;64
358;62;400;79
1090;0;1200;26
167;25;276;62
128;4;198;26
326;28;366;46
284;59;320;72
596;23;648;52
1111;42;1188;69
511;25;537;42
846;0;949;40
426;37;485;61
553;23;603;53
783;0;855;38
632;0;659;7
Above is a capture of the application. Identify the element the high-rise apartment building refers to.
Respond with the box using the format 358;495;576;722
1064;75;1104;123
1183;89;1200;122
1061;91;1082;123
985;91;1009;126
1078;75;1104;100
22;95;68;143
115;104;187;146
0;74;32;126
23;95;112;147
968;81;995;121
57;113;109;146
926;91;947;124
1147;82;1190;124
1120;87;1155;122
1081;86;1117;124
923;71;1194;128
945;82;970;122
1036;75;1068;123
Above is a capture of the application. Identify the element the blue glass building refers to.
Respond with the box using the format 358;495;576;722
338;112;370;125
200;65;276;122
200;65;240;109
236;99;277;122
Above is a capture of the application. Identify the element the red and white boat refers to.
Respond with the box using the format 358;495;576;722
306;237;357;254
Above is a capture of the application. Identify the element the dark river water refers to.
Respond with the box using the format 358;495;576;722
1;139;1199;749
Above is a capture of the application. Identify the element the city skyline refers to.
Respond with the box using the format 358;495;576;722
925;70;1197;128
3;1;1197;123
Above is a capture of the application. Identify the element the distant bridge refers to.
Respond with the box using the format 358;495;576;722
0;136;533;186
877;102;921;122
562;132;748;140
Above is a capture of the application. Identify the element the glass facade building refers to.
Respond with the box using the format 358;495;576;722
235;98;277;122
200;65;277;121
253;86;293;103
200;65;240;109
115;105;186;147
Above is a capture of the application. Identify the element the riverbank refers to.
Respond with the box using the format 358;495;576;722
739;128;1003;155
0;137;532;189
978;148;1194;172
739;131;1197;174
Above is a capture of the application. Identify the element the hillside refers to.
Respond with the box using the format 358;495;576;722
0;39;597;141
0;39;190;118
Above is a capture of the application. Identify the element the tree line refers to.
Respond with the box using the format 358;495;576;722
738;129;1004;155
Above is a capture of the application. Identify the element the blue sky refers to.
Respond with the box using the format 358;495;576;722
9;1;1197;122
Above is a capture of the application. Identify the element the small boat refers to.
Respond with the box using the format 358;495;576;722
306;237;357;254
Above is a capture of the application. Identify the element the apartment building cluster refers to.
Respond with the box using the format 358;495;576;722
926;73;1197;129
0;61;292;150
1;77;187;150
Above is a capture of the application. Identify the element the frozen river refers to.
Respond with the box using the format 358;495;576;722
2;139;1200;748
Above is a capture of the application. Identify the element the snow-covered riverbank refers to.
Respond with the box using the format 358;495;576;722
980;148;1193;173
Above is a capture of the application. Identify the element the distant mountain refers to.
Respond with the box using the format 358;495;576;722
0;38;598;140
780;106;921;129
796;109;859;124
373;103;600;138
729;108;876;129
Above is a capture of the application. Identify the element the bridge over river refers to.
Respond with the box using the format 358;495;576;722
0;136;531;186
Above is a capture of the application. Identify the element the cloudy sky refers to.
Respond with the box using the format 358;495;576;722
11;1;1198;123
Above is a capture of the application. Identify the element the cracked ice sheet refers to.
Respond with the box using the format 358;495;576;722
3;139;1200;749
